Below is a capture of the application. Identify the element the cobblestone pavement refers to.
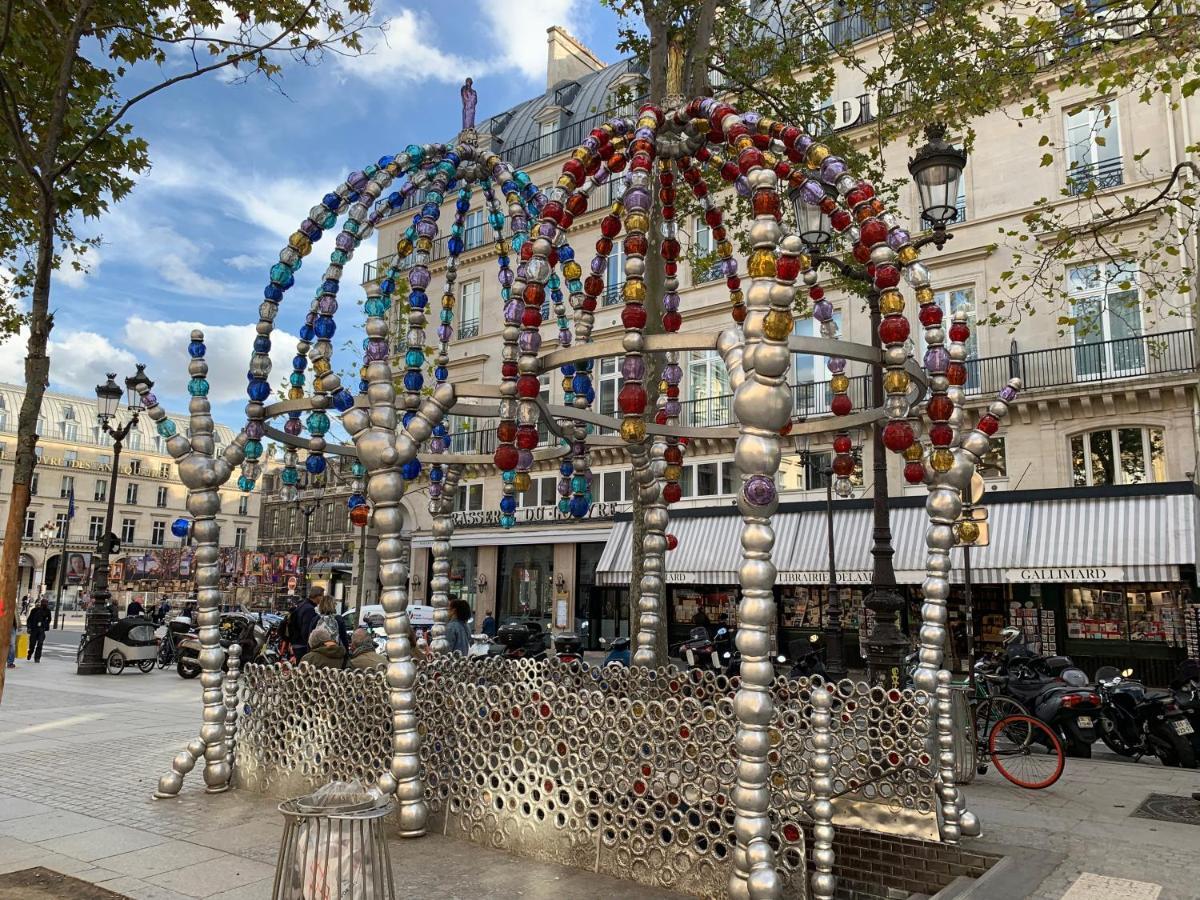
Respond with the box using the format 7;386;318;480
4;651;1200;899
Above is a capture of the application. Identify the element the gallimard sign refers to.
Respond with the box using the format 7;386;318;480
1003;567;1126;583
452;501;630;528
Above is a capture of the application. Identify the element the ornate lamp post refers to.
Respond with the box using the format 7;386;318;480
790;125;967;683
78;366;152;675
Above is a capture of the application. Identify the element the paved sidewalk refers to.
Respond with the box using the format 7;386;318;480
0;655;682;900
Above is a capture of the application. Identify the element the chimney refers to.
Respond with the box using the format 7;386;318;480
546;26;604;91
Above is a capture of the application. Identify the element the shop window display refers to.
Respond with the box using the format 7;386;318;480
1066;584;1186;645
779;586;864;631
673;587;739;629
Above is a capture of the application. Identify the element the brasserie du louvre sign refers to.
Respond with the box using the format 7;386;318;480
451;501;630;528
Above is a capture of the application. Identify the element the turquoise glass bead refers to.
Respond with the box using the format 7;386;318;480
289;372;305;387
501;470;515;484
306;411;330;435
330;250;349;265
244;440;263;460
156;419;177;438
405;349;424;367
364;298;388;317
281;468;299;485
405;144;423;163
187;378;209;396
237;476;255;491
319;211;337;229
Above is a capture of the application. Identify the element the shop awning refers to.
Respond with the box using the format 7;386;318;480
413;525;612;550
308;561;351;573
593;489;1197;587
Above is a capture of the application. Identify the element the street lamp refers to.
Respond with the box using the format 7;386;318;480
37;521;56;597
292;469;324;599
78;365;152;675
794;125;968;684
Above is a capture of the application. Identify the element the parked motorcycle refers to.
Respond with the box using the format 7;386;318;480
678;626;738;672
1095;665;1197;768
553;632;584;664
1169;659;1200;755
787;634;827;680
599;636;630;666
493;619;549;661
176;612;275;678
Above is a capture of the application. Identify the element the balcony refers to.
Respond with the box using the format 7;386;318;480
1066;157;1124;196
601;282;625;307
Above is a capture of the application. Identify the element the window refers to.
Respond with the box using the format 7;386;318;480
597;357;623;419
23;511;36;539
0;442;6;458
126;482;139;505
1069;261;1143;377
89;515;105;542
930;288;979;391
687;351;731;427
803;451;864;489
603;244;627;306
54;512;69;540
721;461;740;495
455;483;484;512
92;479;106;502
982;436;1008;478
520;477;556;508
538;119;557;157
695;462;719;497
324;502;336;533
608;87;637;118
601;471;624;503
121;518;136;544
238;495;249;516
1065;103;1122;195
151;520;165;546
460;279;482;338
60;405;78;441
34;445;42;459
64;450;77;468
96;454;111;470
234;527;248;550
1066;585;1186;645
692;217;721;284
127;458;142;474
1071;426;1164;486
156;486;168;507
949;159;967;224
0;395;6;430
30;472;38;495
159;463;171;478
59;475;74;499
793;312;845;384
464;209;486;250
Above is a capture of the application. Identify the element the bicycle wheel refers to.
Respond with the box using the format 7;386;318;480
974;696;1027;744
989;714;1064;789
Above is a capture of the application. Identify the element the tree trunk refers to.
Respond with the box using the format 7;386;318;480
0;198;56;701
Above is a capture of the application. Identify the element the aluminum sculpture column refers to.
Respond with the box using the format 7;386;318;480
428;464;462;655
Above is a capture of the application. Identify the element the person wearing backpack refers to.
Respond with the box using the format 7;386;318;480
316;593;349;648
287;588;321;661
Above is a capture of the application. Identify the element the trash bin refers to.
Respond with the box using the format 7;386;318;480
272;784;396;900
15;632;28;659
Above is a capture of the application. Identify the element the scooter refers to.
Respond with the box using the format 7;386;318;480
553;632;584;664
787;633;827;680
1096;665;1196;768
599;636;630;666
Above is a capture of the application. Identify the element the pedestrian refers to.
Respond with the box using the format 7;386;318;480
126;597;144;618
481;611;497;639
447;599;471;655
6;599;18;668
347;627;386;669
26;598;51;663
316;593;349;648
286;588;322;661
299;623;348;669
20;594;29;617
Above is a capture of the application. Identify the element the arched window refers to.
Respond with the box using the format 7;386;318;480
1070;426;1164;486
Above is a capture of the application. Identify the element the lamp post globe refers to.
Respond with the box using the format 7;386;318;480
908;124;968;231
95;374;122;423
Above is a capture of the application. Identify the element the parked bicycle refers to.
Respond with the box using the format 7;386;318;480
966;669;1064;789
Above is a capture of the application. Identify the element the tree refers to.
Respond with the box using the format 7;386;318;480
0;0;375;699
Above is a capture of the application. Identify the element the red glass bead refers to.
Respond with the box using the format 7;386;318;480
516;426;538;449
349;505;370;528
663;482;682;503
659;187;676;205
882;421;915;452
783;823;801;843
860;218;888;246
726;276;741;291
878;315;910;344
521;308;542;328
624;234;648;256
858;181;876;199
977;414;1000;435
665;261;678;277
666;533;679;551
752;133;771;150
832;454;855;476
595;237;613;256
581;297;597;312
630;152;653;171
500;362;518;380
947;362;968;385
929;423;954;446
659;170;674;185
918;304;943;327
618;383;647;414
831;394;853;416
949;322;971;343
719;161;740;182
904;461;925;484
662;310;682;332
831;209;852;231
664;445;683;464
705;208;722;228
523;283;544;305
809;285;824;301
829;435;850;455
660;238;681;259
493;445;518;470
541;202;563;224
819;196;838;215
752;190;780;217
584;275;604;296
497;421;516;442
774;161;791;179
517;375;541;398
621;304;647;329
520;241;533;260
852;243;871;264
781;125;800;145
874;264;901;289
561;158;585;184
607;152;627;173
778;420;793;436
655;409;668;425
600;216;621;238
738;148;765;174
713;225;727;241
776;255;801;280
731;305;747;324
927;393;954;422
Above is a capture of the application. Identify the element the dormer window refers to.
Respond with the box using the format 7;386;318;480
534;105;563;158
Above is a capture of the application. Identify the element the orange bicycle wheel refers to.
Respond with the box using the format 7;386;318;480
988;714;1064;789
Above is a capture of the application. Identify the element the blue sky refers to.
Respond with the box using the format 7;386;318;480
0;0;624;428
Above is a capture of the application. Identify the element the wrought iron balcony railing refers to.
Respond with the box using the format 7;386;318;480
1066;157;1124;196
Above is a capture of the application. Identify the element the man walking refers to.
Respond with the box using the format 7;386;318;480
26;598;51;663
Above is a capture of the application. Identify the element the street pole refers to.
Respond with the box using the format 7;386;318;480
52;520;69;629
823;465;847;679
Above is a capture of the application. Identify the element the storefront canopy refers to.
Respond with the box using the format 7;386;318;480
594;488;1198;587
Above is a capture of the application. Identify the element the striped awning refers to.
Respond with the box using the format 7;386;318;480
594;491;1196;587
414;525;612;550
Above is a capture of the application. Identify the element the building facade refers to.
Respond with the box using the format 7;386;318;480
366;25;1200;681
0;383;261;609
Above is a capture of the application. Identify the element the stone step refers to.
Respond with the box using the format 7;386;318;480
930;876;977;899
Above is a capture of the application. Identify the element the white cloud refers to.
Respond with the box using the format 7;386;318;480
480;0;581;80
224;253;264;271
338;8;478;85
0;326;137;394
56;246;101;289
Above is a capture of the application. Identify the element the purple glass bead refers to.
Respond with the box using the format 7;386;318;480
743;474;777;507
141;392;157;408
558;479;571;497
594;168;610;184
284;419;303;436
504;299;521;323
409;267;431;290
499;268;514;288
734;176;751;198
429;483;443;499
744;111;761;126
582;136;599;152
663;363;683;384
999;385;1019;403
634;126;655;142
318;295;338;315
245;421;265;440
430;438;446;453
624;188;651;211
517;449;534;469
538;221;557;239
335;233;355;252
924;347;950;373
722;258;739;277
436;324;453;343
511;215;528;234
795;135;813;153
820;156;848;184
664;399;681;417
827;356;847;374
621;356;646;381
590;257;606;275
558;329;572;346
572;441;587;455
305;311;317;326
663;291;680;312
348;171;368;191
519;332;541;353
415;219;437;238
801;179;826;205
300;218;318;235
365;339;389;361
887;228;911;251
813;299;834;322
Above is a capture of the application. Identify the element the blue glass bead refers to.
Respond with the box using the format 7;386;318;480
359;379;369;393
269;263;294;289
156;419;177;438
409;291;427;309
264;285;283;301
237;476;255;492
558;499;570;514
584;386;595;404
292;355;307;371
569;496;589;518
429;467;444;483
346;190;359;203
433;424;447;437
572;374;590;394
561;363;575;376
378;154;395;168
321;278;339;295
322;193;341;210
332;389;355;412
347;494;365;509
500;514;516;529
497;254;510;267
499;496;517;514
253;335;271;353
403;371;423;392
187;340;206;358
402;459;421;480
434;366;448;381
281;468;299;485
456;197;470;213
187;378;209;397
305;454;327;475
402;411;415;428
558;245;575;262
404;349;424;367
448;237;463;255
380;278;396;295
244;440;263;460
314;316;336;339
388;192;402;208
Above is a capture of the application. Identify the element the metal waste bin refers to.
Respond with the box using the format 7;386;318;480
273;794;396;900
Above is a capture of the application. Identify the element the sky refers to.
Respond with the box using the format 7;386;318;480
0;0;625;429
